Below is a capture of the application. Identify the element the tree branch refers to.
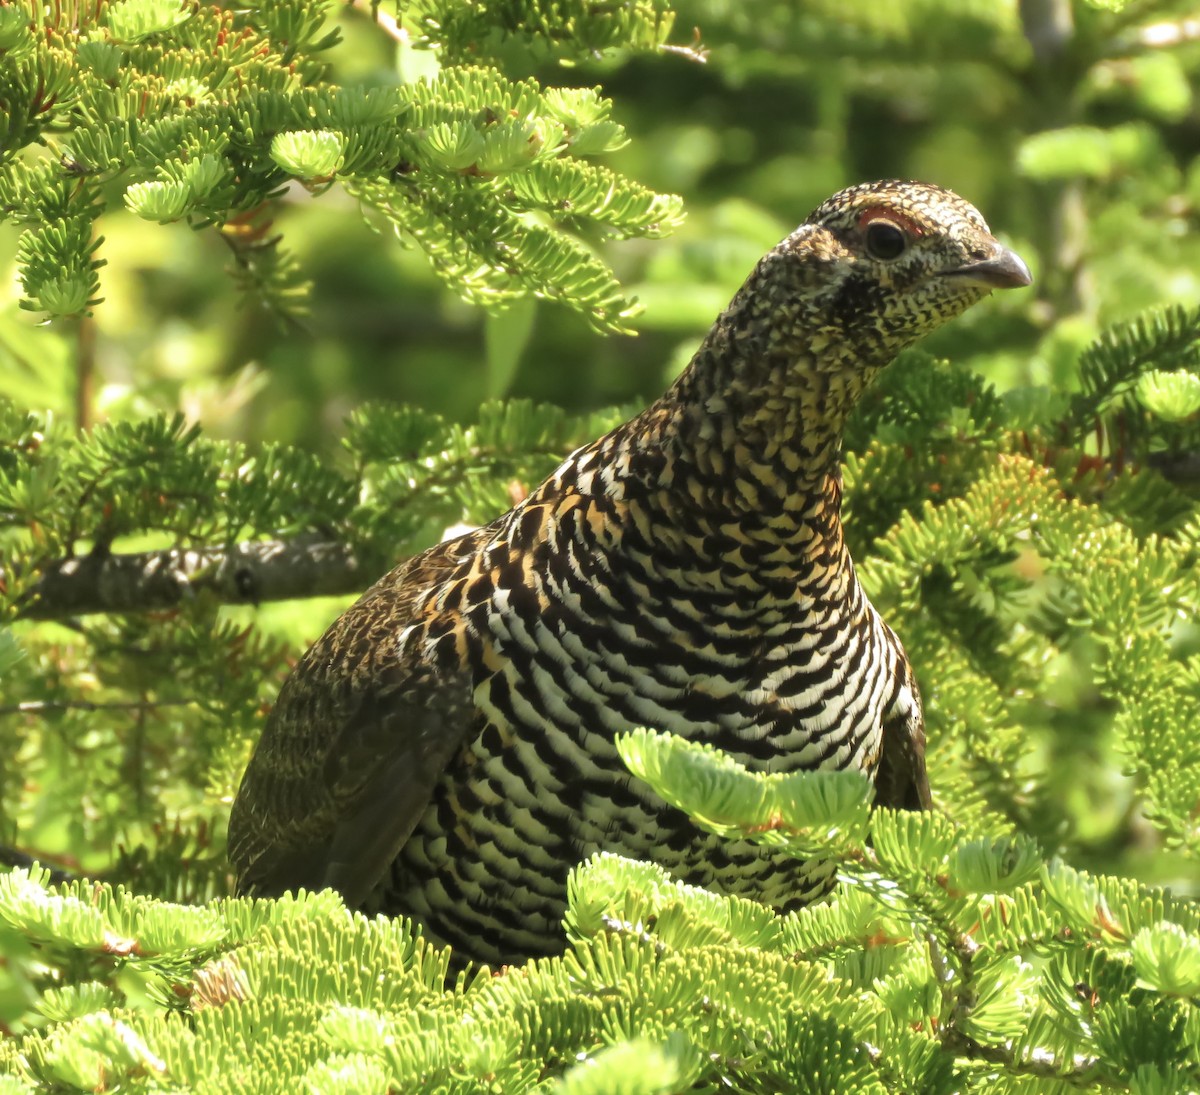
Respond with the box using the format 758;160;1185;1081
0;846;78;886
1019;0;1092;319
0;697;197;716
9;538;369;620
1134;17;1200;50
925;896;1109;1089
1018;0;1073;67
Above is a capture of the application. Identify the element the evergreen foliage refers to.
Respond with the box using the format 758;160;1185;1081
2;0;1199;1090
1;741;1198;1091
0;0;682;329
3;305;1198;1093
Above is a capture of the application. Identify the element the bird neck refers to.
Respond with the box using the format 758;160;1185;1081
623;292;892;536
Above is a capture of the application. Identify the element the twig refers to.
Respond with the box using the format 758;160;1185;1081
924;896;1110;1088
942;1027;1107;1088
661;27;709;64
347;0;407;45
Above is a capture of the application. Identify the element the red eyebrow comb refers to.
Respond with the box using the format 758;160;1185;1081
855;207;927;237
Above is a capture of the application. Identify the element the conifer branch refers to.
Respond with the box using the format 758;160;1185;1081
928;907;1108;1088
943;1029;1108;1090
9;538;365;620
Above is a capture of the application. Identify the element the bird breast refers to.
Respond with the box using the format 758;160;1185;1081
412;488;904;857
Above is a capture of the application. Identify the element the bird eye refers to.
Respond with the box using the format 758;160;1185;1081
865;220;907;261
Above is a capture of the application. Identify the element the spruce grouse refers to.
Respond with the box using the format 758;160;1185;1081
229;179;1032;964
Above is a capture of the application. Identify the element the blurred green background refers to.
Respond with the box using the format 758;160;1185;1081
3;0;1196;451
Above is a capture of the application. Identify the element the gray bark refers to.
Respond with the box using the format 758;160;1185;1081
10;538;368;620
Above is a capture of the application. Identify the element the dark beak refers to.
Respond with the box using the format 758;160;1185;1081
942;245;1032;290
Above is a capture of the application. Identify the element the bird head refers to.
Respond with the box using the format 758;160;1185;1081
757;179;1031;369
656;180;1031;493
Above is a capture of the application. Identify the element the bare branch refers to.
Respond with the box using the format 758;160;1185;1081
0;846;78;886
661;27;709;63
10;538;369;621
0;698;196;716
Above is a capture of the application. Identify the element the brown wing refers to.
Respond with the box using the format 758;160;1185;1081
228;533;483;908
873;663;931;811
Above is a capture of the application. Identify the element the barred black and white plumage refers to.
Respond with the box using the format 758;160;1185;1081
228;179;1031;964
